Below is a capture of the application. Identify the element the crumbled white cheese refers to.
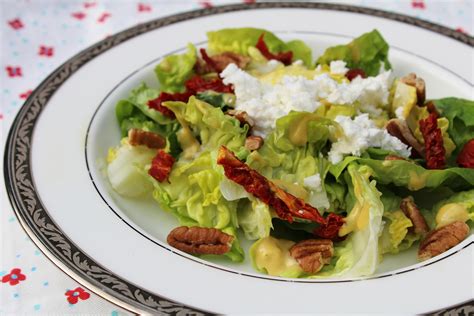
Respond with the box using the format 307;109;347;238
303;174;323;192
220;63;392;138
221;63;322;137
328;114;411;164
330;60;348;75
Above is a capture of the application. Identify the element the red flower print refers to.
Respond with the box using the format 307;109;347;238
97;12;111;23
1;268;26;286
83;1;96;9
138;3;152;12
19;90;32;99
71;12;86;20
38;45;54;57
65;287;90;304
411;0;425;9
199;1;213;8
6;66;22;77
456;27;467;34
8;18;24;30
243;0;256;3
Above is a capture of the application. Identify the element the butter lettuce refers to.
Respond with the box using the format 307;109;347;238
151;151;244;261
433;98;474;154
238;198;273;240
207;27;313;67
154;43;197;93
316;164;384;277
164;97;248;155
330;156;474;192
379;210;419;255
316;29;391;76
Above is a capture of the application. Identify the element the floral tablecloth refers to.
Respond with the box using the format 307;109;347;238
1;0;472;314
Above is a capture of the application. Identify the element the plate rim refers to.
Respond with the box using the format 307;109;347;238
3;2;473;314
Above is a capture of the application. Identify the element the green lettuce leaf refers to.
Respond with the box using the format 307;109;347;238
151;151;244;262
316;29;391;76
207;27;287;56
330;157;474;192
207;28;313;67
284;40;313;68
432;189;474;227
154;43;197;93
237;198;273;240
379;210;418;254
163;97;248;156
316;164;384;277
433;98;474;154
107;142;156;197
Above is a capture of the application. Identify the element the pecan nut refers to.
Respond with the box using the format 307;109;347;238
400;73;425;105
289;239;334;274
128;128;166;149
226;109;255;128
245;136;264;151
167;226;234;255
196;52;250;74
400;196;430;236
418;221;469;261
384;155;407;161
386;119;424;157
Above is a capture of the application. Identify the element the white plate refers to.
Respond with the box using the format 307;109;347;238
4;3;473;314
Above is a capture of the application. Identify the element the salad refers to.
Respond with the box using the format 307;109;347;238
106;28;474;278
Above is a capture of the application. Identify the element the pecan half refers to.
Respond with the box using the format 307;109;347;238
418;221;469;261
386;119;424;157
226;109;255;128
289;239;334;274
400;73;425;105
167;226;234;255
245;136;264;151
128;128;166;149
400;197;430;236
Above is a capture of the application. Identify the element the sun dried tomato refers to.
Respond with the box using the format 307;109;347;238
314;213;345;240
345;68;367;81
424;101;440;118
255;34;293;65
419;112;446;169
456;139;474;168
147;91;192;118
217;146;326;224
149;150;175;182
199;48;219;73
185;75;233;94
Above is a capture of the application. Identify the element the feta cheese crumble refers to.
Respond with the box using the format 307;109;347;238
328;114;411;164
220;62;392;138
330;60;348;75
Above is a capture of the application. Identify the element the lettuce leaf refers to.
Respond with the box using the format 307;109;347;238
379;210;418;255
151;151;244;261
316;164;384;277
238;198;273;240
432;189;474;227
154;43;197;93
433;98;474;154
207;28;313;68
330;157;474;192
316;29;391;76
163;97;248;155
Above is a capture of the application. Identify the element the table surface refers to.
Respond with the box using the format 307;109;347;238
1;0;472;314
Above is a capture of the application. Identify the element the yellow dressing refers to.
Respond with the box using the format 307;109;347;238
259;65;315;84
252;237;301;277
176;117;200;159
408;171;429;191
339;178;371;236
287;113;320;146
436;203;469;228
